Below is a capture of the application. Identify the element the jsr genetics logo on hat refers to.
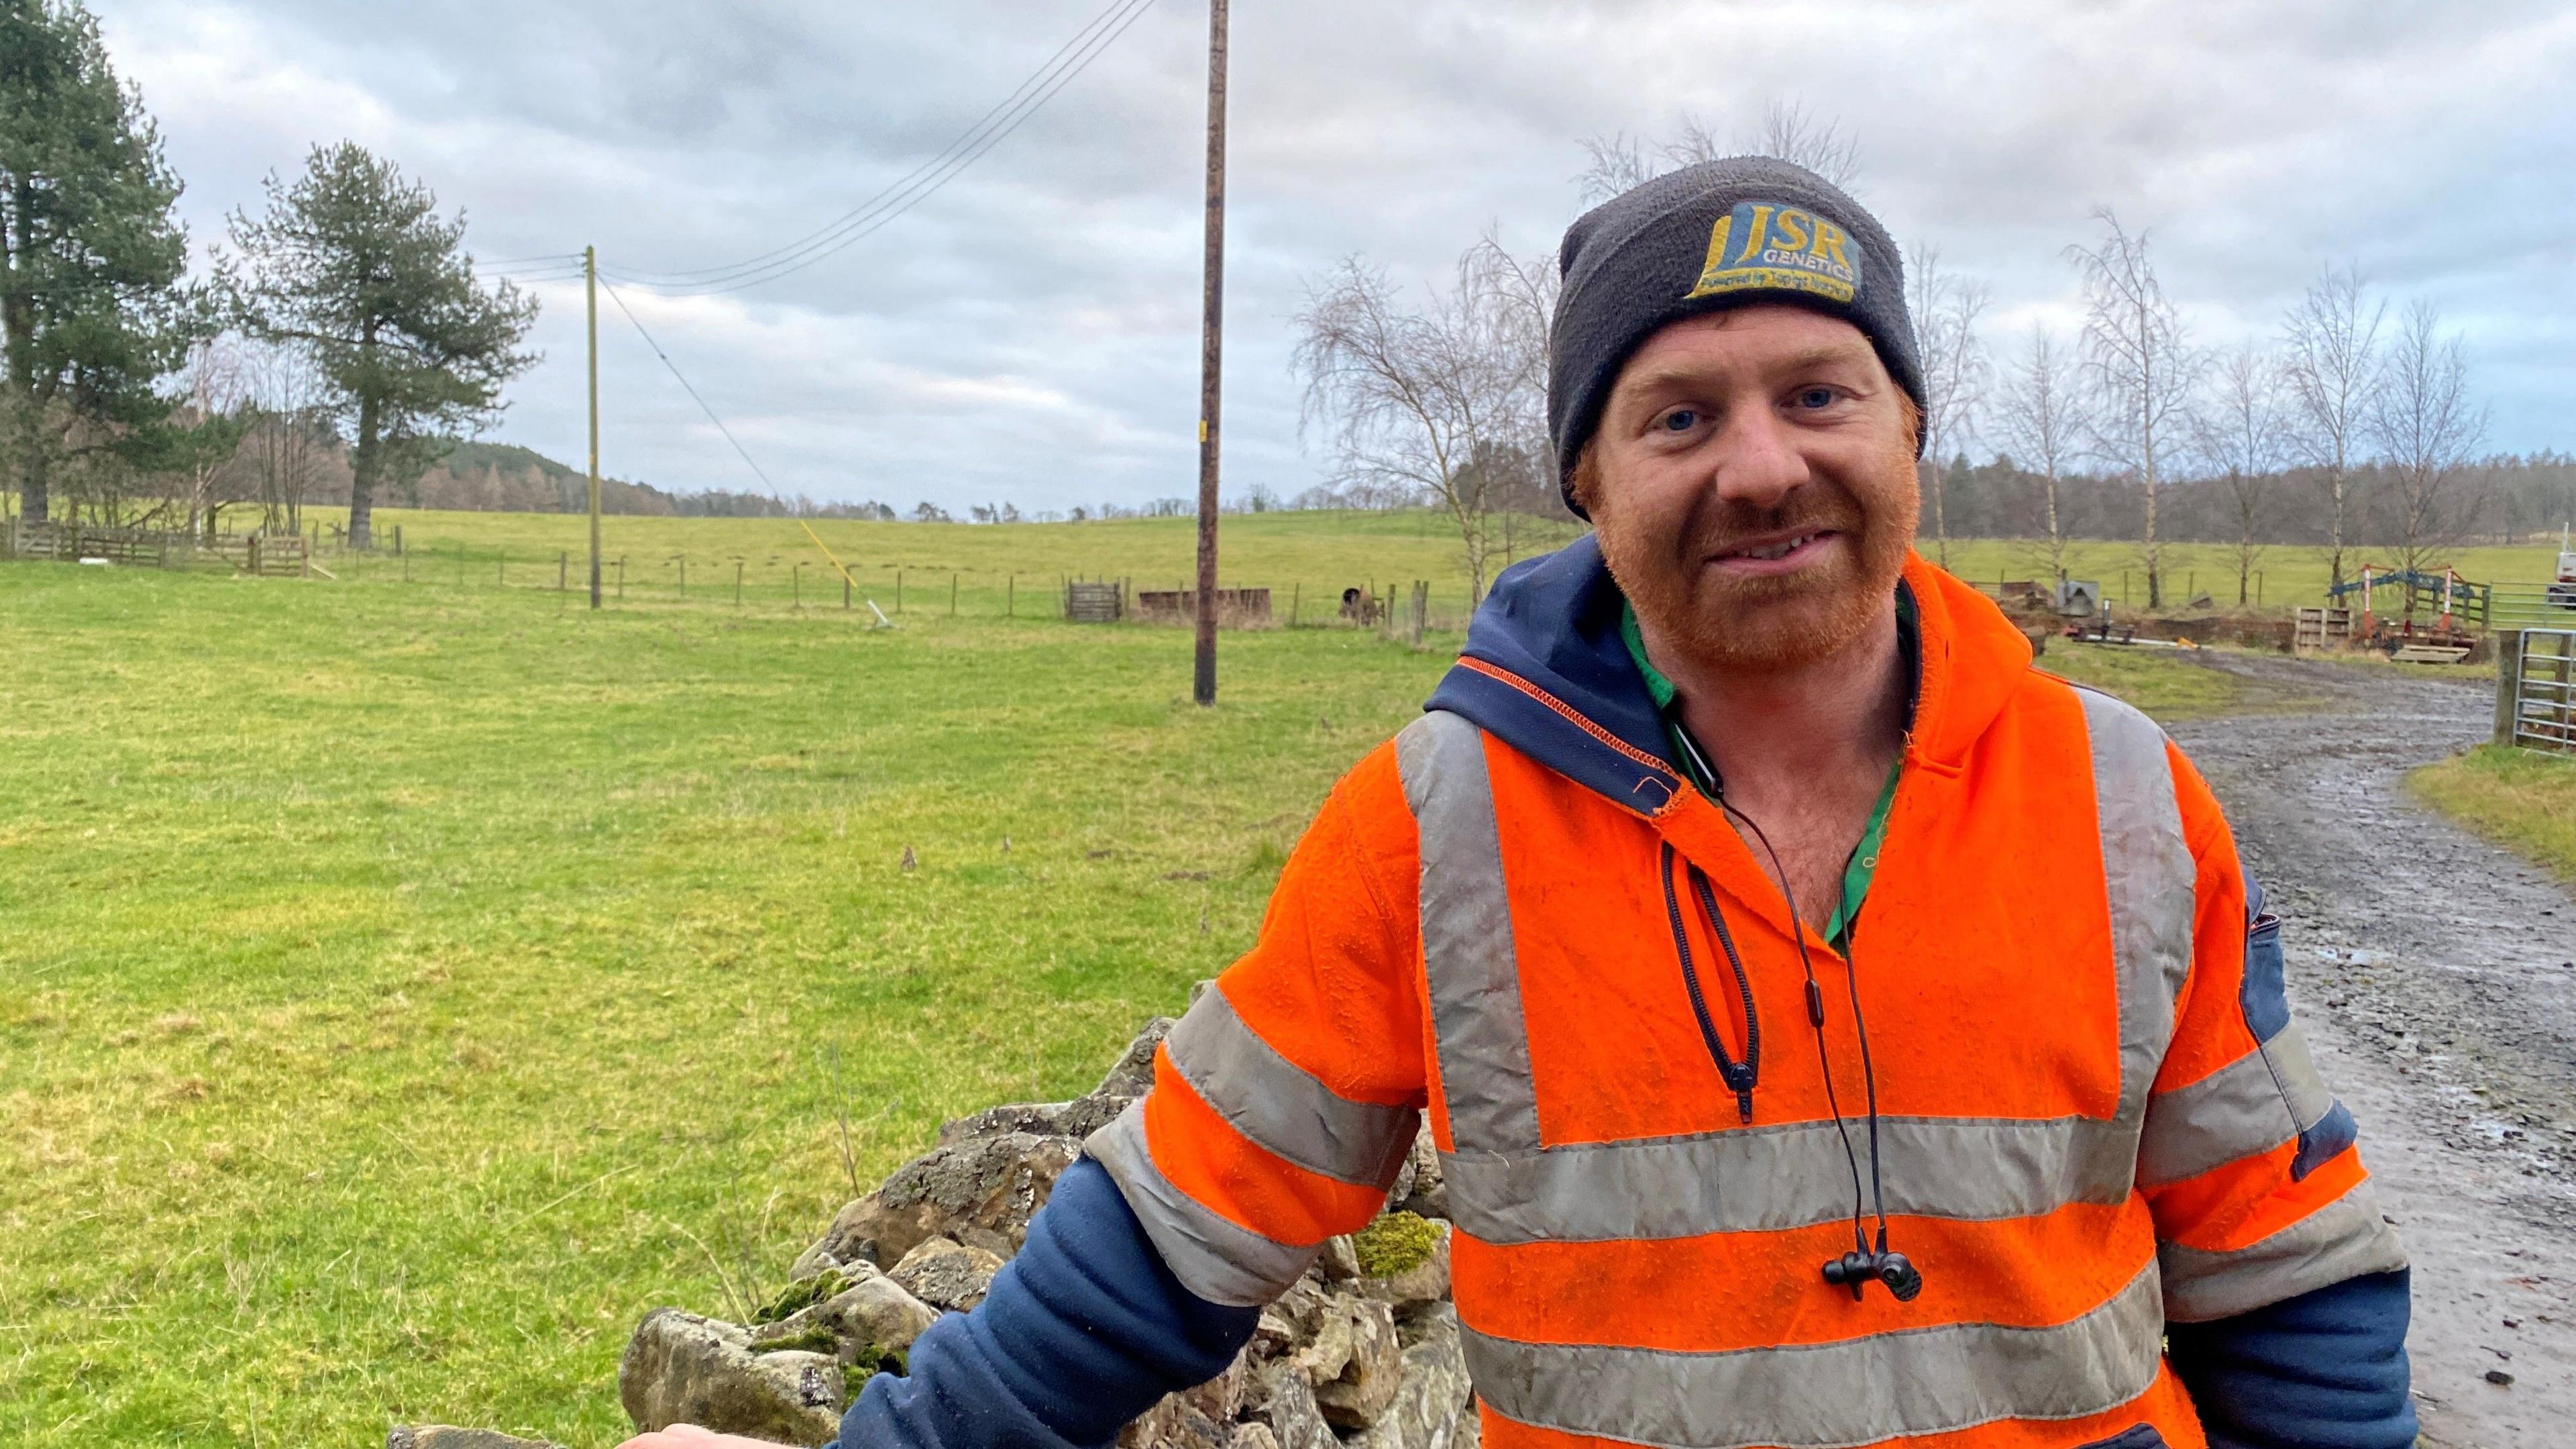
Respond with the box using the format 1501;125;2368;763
1684;201;1860;305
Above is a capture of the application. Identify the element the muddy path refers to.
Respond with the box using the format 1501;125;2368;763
2159;650;2575;1448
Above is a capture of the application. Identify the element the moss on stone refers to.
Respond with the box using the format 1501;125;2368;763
1352;1211;1440;1279
749;1324;840;1356
751;1268;849;1326
844;1343;908;1399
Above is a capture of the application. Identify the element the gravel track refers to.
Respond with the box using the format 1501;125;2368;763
2161;651;2575;1448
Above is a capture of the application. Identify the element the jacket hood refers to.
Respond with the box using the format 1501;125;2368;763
1425;537;2033;816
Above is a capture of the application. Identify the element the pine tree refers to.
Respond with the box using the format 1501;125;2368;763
0;0;199;523
225;143;537;548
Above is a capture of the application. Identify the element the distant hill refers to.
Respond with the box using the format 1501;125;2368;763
286;437;865;518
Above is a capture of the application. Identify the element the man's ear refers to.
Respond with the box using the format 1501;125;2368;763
1570;444;1604;517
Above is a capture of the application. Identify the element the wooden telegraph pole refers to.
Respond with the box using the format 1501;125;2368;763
1190;0;1229;706
586;245;602;610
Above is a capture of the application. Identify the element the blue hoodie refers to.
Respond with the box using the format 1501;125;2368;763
832;538;2412;1449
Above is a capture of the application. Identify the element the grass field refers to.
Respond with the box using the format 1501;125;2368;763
2410;746;2576;883
0;517;2293;1446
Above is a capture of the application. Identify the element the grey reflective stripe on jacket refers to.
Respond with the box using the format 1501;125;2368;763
1087;1100;1322;1308
1463;1263;2167;1449
1086;985;1422;1307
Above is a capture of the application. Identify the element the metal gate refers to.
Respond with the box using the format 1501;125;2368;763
2498;629;2576;751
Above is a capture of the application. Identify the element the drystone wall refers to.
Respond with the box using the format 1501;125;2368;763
396;1015;1474;1449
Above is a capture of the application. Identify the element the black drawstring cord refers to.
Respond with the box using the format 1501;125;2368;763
1717;795;1874;1260
1660;841;1759;1122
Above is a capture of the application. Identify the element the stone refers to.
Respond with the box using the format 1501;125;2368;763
889;1236;1006;1311
619;1308;845;1446
1303;1294;1403;1429
1393;1127;1448;1221
1355;1223;1451;1307
1230;1423;1282;1449
1346;1305;1475;1449
1317;1234;1362;1281
386;1430;558;1449
804;1132;1078;1270
1256;1364;1341;1449
1179;1344;1254;1421
1117;1391;1231;1449
754;1265;940;1364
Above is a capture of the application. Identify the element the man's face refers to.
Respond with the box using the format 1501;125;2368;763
1575;305;1920;673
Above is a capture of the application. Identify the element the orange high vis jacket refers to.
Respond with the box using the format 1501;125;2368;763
1086;546;2405;1449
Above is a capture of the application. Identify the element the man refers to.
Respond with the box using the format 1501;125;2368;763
628;158;2413;1449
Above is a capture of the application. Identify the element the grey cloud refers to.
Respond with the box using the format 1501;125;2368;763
95;0;2576;512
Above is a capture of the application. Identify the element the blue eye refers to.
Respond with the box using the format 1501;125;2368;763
1660;409;1699;432
1794;387;1837;410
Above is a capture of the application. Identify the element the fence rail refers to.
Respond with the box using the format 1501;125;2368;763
3;519;309;576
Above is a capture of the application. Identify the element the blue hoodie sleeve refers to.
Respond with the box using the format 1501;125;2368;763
826;1155;1260;1449
2165;1269;2415;1449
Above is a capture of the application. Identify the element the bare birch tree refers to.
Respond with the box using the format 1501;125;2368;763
2194;344;2289;604
243;341;329;533
1991;325;2082;586
2069;208;2199;609
2369;298;2488;580
1747;101;1862;186
1577;101;1861;204
1906;244;1988;569
1294;235;1556;603
2281;265;2384;591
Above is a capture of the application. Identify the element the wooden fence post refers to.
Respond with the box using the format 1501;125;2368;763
843;574;851;610
1008;574;1015;618
2495;630;2524;747
616;556;626;599
678;557;687;597
1289;582;1299;626
559;551;568;591
735;560;745;606
794;561;803;610
897;570;904;613
951;573;958;617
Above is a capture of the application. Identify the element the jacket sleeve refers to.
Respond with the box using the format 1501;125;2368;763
2166;1269;2416;1449
1085;742;1430;1307
829;1157;1258;1449
2141;743;2412;1447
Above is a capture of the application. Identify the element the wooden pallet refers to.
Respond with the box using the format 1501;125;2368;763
2391;643;2471;664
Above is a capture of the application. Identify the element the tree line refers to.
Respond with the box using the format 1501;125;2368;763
1290;105;2560;608
1;0;534;548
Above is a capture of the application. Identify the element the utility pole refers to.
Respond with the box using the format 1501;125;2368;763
1190;0;1229;706
586;244;602;610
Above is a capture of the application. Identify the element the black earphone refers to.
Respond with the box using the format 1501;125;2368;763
1672;728;1925;1305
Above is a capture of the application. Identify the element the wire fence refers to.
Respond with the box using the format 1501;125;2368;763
3;517;1488;638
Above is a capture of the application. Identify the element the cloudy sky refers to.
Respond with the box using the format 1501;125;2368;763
99;0;2576;514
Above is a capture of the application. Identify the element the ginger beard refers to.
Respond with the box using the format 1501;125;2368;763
1577;405;1920;674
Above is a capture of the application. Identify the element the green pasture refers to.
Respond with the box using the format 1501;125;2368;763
2412;747;2576;884
0;521;2268;1446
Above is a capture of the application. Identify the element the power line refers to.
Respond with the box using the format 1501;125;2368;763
600;0;1159;297
596;279;786;494
598;276;867;589
605;0;1146;286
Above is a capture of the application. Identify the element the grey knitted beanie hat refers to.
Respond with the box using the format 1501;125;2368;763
1550;156;1924;517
